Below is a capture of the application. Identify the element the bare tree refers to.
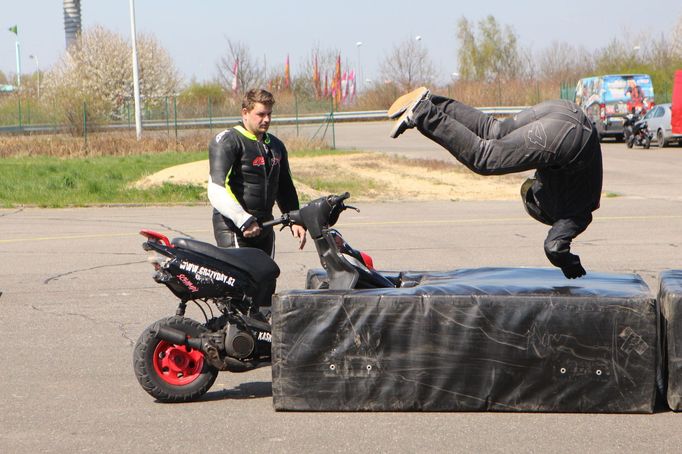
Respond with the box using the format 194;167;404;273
536;41;594;83
673;15;682;59
216;39;266;97
379;38;436;92
296;46;341;97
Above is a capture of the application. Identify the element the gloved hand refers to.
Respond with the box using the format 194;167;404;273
545;239;586;279
561;261;586;279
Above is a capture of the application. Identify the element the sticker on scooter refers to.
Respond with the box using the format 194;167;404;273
179;260;236;286
177;273;199;293
257;331;272;343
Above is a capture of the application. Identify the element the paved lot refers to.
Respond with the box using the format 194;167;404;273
2;124;682;453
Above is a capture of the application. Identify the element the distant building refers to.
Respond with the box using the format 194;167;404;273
63;0;82;49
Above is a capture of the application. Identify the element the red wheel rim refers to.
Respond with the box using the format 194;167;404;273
152;340;205;386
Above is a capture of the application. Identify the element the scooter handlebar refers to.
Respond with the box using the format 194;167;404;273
260;192;352;230
261;214;291;228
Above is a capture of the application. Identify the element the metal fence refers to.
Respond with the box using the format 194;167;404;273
0;94;526;148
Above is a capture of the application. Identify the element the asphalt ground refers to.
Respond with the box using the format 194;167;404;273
2;122;682;453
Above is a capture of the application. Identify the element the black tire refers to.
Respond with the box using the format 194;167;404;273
657;130;668;148
133;316;218;402
626;137;634;148
644;136;651;149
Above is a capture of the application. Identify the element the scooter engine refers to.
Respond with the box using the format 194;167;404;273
224;324;255;359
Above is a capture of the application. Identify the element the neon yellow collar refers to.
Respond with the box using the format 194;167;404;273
234;124;270;144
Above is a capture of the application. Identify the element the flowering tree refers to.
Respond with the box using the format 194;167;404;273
45;26;181;132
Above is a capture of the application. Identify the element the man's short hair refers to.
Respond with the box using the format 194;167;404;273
242;89;275;111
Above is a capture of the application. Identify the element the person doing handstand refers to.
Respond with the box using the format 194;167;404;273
388;88;602;279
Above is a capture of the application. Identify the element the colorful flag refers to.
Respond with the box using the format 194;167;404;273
313;53;321;98
334;55;342;104
8;25;18;35
284;55;291;90
231;59;239;93
341;71;348;102
349;70;356;102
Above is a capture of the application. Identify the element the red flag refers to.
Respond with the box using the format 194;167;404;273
334;55;342;104
313;53;321;98
284;54;291;90
672;70;682;135
231;59;239;93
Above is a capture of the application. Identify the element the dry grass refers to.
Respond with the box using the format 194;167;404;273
0;131;209;158
0;129;331;159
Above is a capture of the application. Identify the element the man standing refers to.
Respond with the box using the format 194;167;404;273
208;88;306;254
388;88;602;279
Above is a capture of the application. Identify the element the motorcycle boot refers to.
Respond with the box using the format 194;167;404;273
389;90;430;138
387;87;429;119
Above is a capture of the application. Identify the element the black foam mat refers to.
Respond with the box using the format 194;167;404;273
658;270;682;410
273;267;657;412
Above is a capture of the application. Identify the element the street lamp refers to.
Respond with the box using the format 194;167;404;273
128;0;142;140
29;54;40;98
8;25;21;89
355;41;363;92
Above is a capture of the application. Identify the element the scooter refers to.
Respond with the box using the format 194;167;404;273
133;193;393;402
626;119;652;149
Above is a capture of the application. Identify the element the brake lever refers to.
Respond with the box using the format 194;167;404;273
345;205;360;213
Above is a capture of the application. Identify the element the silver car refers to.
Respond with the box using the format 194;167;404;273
642;103;682;147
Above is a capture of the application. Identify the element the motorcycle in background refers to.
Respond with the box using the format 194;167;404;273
625;118;652;149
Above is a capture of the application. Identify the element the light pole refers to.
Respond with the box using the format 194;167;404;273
355;41;363;93
29;54;40;98
128;0;142;140
8;25;21;89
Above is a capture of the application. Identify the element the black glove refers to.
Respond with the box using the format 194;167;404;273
561;261;586;279
545;239;586;279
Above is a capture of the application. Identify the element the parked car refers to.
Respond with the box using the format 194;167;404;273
642;103;682;147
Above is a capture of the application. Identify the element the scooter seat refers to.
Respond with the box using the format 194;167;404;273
171;238;280;283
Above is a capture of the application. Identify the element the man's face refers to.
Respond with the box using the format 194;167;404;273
242;102;272;137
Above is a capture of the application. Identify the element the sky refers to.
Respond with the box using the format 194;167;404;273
2;0;681;86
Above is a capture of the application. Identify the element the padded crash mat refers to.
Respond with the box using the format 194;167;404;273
272;267;658;412
658;270;682;410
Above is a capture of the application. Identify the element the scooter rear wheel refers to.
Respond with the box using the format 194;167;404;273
133;316;218;402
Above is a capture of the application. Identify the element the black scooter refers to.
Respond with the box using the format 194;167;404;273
133;193;392;402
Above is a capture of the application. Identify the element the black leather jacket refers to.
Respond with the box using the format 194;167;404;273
208;125;299;231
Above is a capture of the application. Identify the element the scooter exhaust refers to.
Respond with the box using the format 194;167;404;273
153;326;203;351
152;325;261;373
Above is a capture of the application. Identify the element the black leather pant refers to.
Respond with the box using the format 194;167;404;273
412;96;592;175
212;211;276;310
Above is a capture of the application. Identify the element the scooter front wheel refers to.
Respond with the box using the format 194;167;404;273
133;316;218;402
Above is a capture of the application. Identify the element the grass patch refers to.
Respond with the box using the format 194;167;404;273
0;147;365;207
0;151;207;207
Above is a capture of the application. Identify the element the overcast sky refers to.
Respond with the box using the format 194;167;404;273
2;0;681;85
